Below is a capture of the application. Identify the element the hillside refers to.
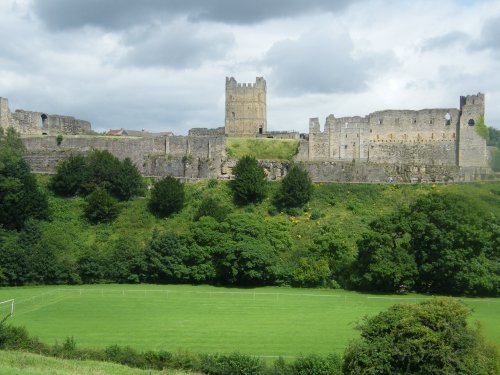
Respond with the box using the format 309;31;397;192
0;350;196;375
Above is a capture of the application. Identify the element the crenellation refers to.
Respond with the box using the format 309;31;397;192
301;95;487;168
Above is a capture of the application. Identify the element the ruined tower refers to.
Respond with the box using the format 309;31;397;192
0;97;10;129
225;77;267;136
458;93;488;167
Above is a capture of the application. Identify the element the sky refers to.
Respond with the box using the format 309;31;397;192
1;0;500;134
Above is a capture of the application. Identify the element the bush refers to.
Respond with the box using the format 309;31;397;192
49;154;88;196
195;196;231;222
231;155;266;205
83;188;120;224
201;352;264;375
148;176;184;217
275;165;313;209
490;147;500;172
291;354;342;375
343;298;499;374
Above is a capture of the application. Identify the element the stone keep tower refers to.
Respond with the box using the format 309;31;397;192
225;77;267;136
458;93;488;167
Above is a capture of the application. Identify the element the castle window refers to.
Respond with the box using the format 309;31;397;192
468;119;475;126
378;119;383;125
445;112;451;125
413;118;417;124
344;145;348;149
430;118;434;125
40;114;48;128
232;112;235;119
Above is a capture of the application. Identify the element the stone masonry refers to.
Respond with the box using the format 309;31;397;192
297;93;488;168
0;97;91;136
225;77;267;136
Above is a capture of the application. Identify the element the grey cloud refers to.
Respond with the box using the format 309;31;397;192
421;31;468;51
264;32;372;95
471;14;500;53
122;23;234;68
32;0;358;30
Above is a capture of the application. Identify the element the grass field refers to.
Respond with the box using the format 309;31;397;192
226;138;300;160
0;351;196;375
1;284;498;358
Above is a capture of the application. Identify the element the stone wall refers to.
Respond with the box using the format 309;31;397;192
0;97;92;135
302;94;488;168
225;77;267;136
22;134;227;179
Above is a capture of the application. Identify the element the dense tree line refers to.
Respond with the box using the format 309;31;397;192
0;127;49;230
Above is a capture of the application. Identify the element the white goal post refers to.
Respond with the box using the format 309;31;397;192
0;299;14;318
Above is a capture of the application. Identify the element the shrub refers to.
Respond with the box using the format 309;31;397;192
275;165;313;209
201;352;264;375
195;196;231;222
50;154;88;196
343;298;499;374
148;176;184;217
231;155;266;205
83;188;120;224
291;354;342;375
56;134;63;145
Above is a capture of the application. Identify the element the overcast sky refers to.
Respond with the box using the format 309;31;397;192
1;0;499;134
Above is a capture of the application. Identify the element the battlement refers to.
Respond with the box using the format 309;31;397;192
460;93;485;109
225;77;267;136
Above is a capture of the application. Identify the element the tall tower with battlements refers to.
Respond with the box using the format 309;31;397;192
458;93;488;167
225;77;267;136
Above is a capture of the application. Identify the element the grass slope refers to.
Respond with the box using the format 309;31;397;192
0;350;196;375
226;138;299;160
1;285;498;357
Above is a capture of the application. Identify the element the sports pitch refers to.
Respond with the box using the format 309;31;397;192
1;284;498;357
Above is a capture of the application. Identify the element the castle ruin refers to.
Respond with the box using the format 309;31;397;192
297;93;488;168
225;77;267;136
0;97;92;136
1;77;495;182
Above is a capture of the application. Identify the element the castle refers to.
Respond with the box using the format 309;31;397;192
298;93;487;168
0;97;91;136
0;77;494;182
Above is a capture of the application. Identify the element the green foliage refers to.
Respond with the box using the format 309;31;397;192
352;225;417;293
49;154;88;196
291;257;330;287
84;188;120;224
475;114;489;141
56;134;63;146
491;147;500;172
0;127;49;230
351;191;499;296
488;126;500;147
291;354;342;375
148;176;185;217
144;230;214;283
275;165;313;210
201;352;264;375
107;238;145;283
50;150;144;200
343;298;499;374
231;155;266;205
195;196;231;222
227;138;299;160
407;192;499;296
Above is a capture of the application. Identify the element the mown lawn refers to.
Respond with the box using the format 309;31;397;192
1;284;498;357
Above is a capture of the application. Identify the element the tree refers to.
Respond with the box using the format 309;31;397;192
275;165;313;209
49;154;88;196
343;298;499;374
195;196;231;222
110;157;145;200
231;155;266;205
148;176;184;217
490;147;500;172
488;126;500;147
405;192;499;296
0;127;49;230
83;188;120;224
144;231;214;283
